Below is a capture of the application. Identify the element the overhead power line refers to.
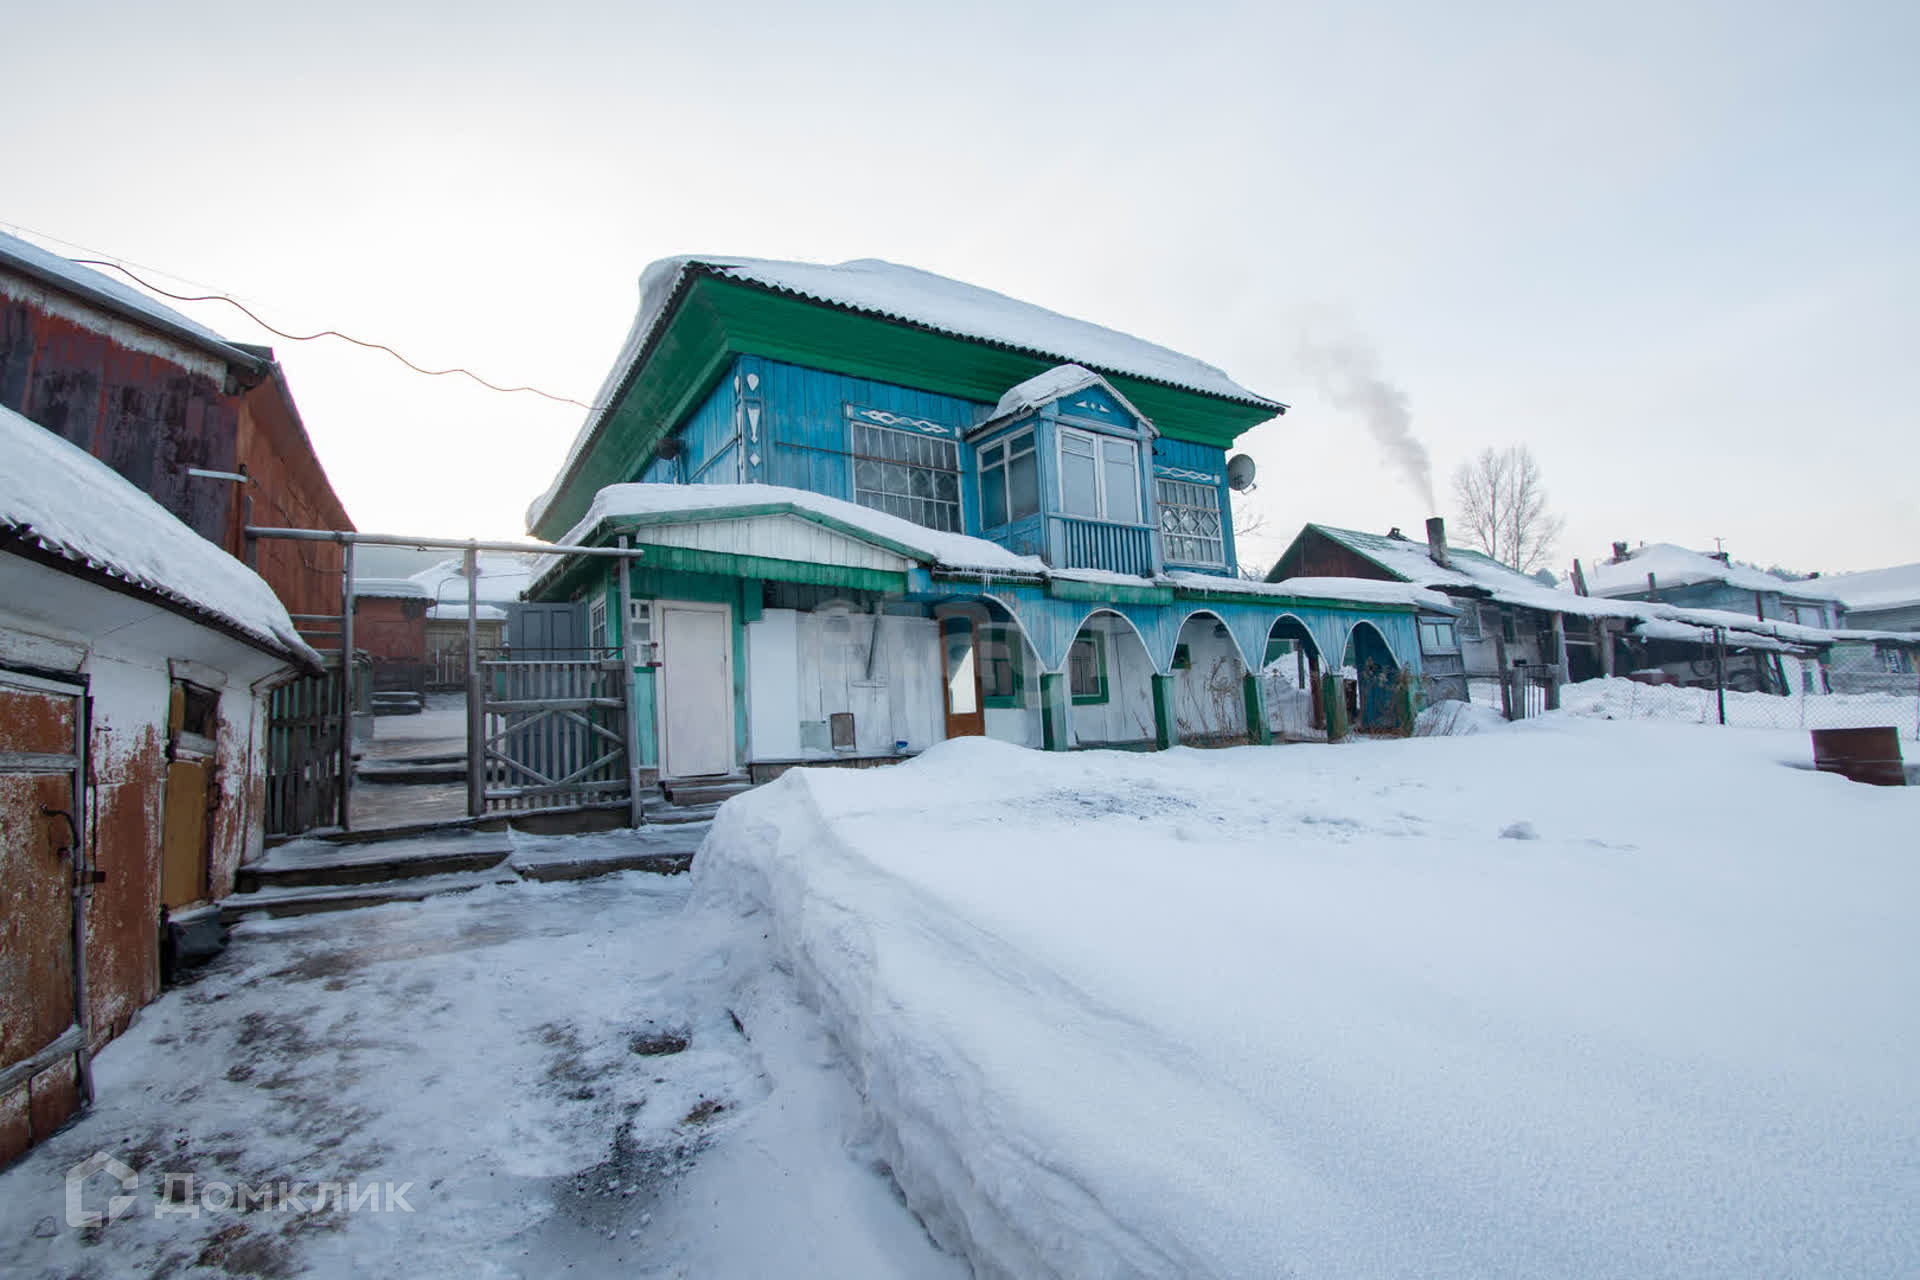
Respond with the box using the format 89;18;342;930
58;251;594;410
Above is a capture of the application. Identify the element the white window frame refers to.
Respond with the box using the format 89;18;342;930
1056;427;1140;524
848;421;962;532
588;596;608;650
977;427;1039;528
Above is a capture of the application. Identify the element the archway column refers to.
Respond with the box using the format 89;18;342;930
1243;674;1271;745
1151;673;1177;750
1039;673;1070;751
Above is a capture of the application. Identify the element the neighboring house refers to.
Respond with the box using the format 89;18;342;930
351;578;430;696
1585;542;1845;629
0;406;316;1165
409;554;537;683
0;230;354;622
1819;562;1920;633
527;255;1435;776
1813;563;1920;693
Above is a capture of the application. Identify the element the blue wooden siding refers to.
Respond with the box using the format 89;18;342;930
636;355;1244;578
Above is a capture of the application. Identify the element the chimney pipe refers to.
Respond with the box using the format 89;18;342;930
1425;516;1450;569
1611;541;1628;562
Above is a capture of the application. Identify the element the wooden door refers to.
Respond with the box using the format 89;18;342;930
0;670;86;1165
658;604;733;778
160;682;216;908
941;615;985;738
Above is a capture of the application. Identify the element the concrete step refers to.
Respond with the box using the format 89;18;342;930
221;868;518;921
643;801;720;825
356;759;468;785
661;775;756;808
237;830;514;892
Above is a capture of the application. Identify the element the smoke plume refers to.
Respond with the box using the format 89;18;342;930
1294;331;1435;511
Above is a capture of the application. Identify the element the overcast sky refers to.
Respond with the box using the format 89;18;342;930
8;0;1914;575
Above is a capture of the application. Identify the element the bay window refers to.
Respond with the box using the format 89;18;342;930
1057;428;1141;523
978;429;1039;528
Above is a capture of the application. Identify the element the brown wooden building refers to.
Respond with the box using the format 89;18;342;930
0;231;353;621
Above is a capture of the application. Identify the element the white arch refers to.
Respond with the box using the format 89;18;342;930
1339;617;1401;670
1069;605;1155;658
1262;612;1325;663
977;591;1050;670
1173;607;1253;671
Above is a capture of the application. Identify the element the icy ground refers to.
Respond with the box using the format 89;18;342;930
697;718;1920;1279
5;716;1917;1279
0;871;960;1278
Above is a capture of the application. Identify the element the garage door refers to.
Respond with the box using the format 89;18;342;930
0;668;90;1167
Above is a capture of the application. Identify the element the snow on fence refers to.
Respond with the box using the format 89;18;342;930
1561;677;1920;741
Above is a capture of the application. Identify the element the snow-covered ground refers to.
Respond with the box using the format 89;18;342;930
0;871;957;1278
8;717;1916;1278
1563;674;1920;739
695;719;1920;1279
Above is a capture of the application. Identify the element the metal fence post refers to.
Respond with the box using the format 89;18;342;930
615;536;643;827
465;548;485;818
339;540;354;831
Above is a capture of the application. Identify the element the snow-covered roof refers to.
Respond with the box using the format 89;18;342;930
410;553;537;606
352;577;430;600
1815;562;1920;614
552;483;1049;577
428;602;508;622
985;363;1151;428
0;406;317;664
1178;572;1459;613
1585;543;1844;601
528;255;1283;530
1300;524;1542;595
0;230;263;371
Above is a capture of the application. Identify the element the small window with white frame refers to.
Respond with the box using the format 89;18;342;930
1156;477;1225;566
1418;619;1458;653
978;429;1039;528
1057;428;1140;524
849;421;961;531
628;600;654;665
588;596;608;650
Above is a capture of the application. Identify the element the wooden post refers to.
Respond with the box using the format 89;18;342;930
1151;673;1177;750
1322;673;1348;740
1242;673;1271;745
465;548;485;818
1551;612;1569;696
1596;619;1615;678
615;537;643;827
1492;614;1513;720
1040;673;1069;751
1714;627;1728;725
338;540;354;831
1307;651;1324;729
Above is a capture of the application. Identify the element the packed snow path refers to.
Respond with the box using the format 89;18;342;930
696;720;1920;1279
0;867;960;1278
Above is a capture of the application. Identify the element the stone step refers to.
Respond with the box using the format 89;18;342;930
236;830;515;892
661;775;756;808
356;759;468;785
644;802;720;825
222;869;518;921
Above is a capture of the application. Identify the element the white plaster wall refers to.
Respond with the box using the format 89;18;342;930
760;608;942;760
1174;621;1247;739
1069;614;1156;746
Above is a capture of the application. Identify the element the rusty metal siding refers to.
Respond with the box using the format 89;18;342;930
235;380;352;618
1;303;238;545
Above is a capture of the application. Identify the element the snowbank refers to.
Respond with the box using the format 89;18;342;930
1561;675;1920;739
1412;698;1509;736
0;406;317;663
695;726;1920;1279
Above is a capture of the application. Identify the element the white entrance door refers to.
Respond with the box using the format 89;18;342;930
658;603;734;778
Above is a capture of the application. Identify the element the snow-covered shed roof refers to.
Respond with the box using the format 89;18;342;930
528;256;1283;532
551;482;1048;578
1180;572;1459;613
1585;543;1843;601
428;602;508;622
0;230;264;373
0;405;317;665
1814;562;1920;614
352;578;430;600
410;553;537;606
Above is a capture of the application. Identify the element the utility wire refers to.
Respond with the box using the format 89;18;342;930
67;254;595;410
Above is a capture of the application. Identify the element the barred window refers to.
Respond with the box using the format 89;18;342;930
850;422;961;532
1156;478;1225;566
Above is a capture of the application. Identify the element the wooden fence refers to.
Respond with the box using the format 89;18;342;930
476;655;633;814
265;664;352;835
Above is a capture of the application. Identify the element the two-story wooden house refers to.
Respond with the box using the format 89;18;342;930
527;256;1434;781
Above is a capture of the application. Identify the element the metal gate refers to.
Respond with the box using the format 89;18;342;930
474;656;635;817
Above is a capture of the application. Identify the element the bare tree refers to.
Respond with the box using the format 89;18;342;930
1233;504;1270;580
1451;445;1566;573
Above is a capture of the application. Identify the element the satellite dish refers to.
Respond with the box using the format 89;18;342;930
1226;454;1257;492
